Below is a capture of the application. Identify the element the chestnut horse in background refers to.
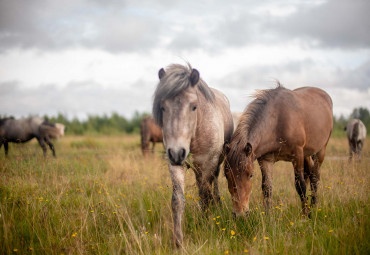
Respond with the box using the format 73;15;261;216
153;63;234;247
225;84;333;217
140;116;163;156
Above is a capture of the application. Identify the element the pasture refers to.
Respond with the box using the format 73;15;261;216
0;135;368;254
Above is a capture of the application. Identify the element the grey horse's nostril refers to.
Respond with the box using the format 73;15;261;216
168;148;175;162
179;148;186;161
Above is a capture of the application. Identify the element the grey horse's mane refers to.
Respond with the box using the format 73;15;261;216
153;63;215;127
227;82;285;167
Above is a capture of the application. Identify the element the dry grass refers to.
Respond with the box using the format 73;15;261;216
0;135;369;254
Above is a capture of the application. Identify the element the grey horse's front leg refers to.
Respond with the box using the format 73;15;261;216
2;142;9;156
37;137;47;157
169;164;186;248
44;136;56;157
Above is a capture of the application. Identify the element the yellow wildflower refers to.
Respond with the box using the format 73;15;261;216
264;236;269;240
231;230;236;236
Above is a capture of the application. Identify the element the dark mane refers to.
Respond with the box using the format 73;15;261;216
42;119;56;127
227;83;285;166
153;63;215;127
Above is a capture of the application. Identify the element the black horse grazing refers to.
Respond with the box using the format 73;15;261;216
0;117;65;157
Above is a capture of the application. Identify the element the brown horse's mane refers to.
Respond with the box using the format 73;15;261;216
153;63;215;127
227;82;285;167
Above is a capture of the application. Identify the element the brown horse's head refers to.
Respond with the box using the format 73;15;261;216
225;142;254;216
153;64;214;166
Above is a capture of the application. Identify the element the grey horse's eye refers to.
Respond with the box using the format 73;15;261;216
160;107;165;112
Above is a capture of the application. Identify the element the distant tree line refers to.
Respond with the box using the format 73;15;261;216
40;112;150;135
1;107;369;136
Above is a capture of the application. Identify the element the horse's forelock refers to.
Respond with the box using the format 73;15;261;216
153;63;215;127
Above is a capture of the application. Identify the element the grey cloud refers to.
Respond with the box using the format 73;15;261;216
0;0;162;53
271;0;370;49
215;58;369;92
0;80;155;119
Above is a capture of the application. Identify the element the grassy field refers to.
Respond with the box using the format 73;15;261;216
0;135;368;254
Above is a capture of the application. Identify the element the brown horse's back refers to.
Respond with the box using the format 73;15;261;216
292;87;333;156
252;86;332;160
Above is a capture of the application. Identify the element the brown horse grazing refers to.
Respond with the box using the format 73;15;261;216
140;116;163;156
345;119;367;161
0;117;65;157
153;63;234;247
225;84;333;217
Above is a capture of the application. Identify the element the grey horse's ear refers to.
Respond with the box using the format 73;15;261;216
190;69;199;86
158;68;166;80
244;143;252;157
344;126;347;131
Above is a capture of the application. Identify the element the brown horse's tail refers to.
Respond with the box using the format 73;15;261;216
140;117;150;155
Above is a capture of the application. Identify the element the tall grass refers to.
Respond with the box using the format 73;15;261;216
0;136;368;254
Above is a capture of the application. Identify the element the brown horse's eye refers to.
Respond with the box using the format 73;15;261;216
250;174;253;178
192;106;197;111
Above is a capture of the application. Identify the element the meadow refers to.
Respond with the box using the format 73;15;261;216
0;135;368;254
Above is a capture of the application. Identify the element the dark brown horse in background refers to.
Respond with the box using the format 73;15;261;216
140;116;163;156
225;84;333;217
0;116;65;157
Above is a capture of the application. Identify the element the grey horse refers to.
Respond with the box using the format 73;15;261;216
0;116;65;157
345;119;367;161
153;63;234;247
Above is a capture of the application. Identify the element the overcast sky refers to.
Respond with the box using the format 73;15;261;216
0;0;369;120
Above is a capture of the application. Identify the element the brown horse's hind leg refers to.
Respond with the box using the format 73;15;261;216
151;142;156;154
293;147;309;215
310;148;325;206
258;158;273;213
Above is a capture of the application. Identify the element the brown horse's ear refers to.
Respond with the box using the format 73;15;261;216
190;69;199;86
158;68;166;80
244;143;252;157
